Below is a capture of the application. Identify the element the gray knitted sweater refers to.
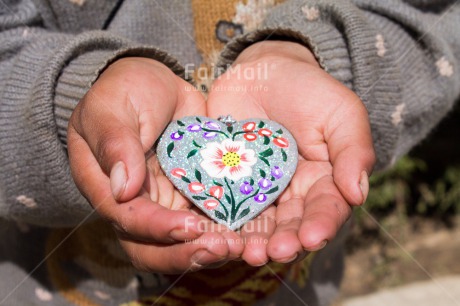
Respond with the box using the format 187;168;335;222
0;0;459;305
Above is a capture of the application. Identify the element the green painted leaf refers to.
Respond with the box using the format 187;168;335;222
249;178;254;186
196;117;202;123
215;210;227;221
281;148;287;162
187;149;198;159
259;156;270;167
265;186;279;194
259;169;266;178
178;130;185;136
181;176;191;183
177;120;185;126
167;142;174;158
192;195;207;200
195;169;202;183
213;180;223;187
276;129;283;134
192;140;202;148
225;194;232;205
237;207;250;220
263;135;270;145
270;176;275;181
227;126;233;134
259;148;273;158
258;121;265;128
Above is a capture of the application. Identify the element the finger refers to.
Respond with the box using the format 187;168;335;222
71;69;205;202
298;175;352;251
144;154;191;210
193;221;245;261
108;197;211;243
71;90;156;202
120;231;230;274
267;197;304;263
325;97;376;206
267;160;332;262
239;205;276;266
213;224;245;260
68;130;205;243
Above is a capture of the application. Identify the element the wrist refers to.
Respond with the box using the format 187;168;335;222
234;41;319;67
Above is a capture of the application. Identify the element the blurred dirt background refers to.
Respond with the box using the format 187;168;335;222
335;104;460;301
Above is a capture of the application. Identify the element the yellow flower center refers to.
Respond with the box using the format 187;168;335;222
222;152;241;167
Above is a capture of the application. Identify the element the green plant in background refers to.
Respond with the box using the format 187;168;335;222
354;101;460;224
416;165;460;215
354;155;460;224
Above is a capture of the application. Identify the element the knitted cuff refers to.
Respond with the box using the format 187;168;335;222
0;30;187;226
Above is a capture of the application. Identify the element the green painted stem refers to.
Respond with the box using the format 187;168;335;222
235;188;260;212
225;178;237;222
202;128;230;138
232;131;247;140
205;192;228;218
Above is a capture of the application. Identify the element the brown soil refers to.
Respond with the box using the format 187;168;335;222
335;214;460;301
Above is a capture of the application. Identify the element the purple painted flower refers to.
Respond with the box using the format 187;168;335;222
271;166;283;179
187;124;202;132
240;181;254;195
205;121;221;131
258;178;272;190
170;131;183;141
203;132;217;140
254;193;267;203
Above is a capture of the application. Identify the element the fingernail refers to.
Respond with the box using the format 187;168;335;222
110;161;127;200
252;260;269;267
169;229;186;240
191;249;211;264
277;253;298;264
308;240;328;252
170;227;200;240
359;171;369;204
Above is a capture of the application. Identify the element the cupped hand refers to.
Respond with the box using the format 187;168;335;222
207;41;376;266
67;58;243;274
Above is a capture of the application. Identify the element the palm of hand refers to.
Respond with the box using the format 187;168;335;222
68;58;243;274
207;49;374;265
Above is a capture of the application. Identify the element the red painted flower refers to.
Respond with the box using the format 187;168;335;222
258;128;272;137
243;133;257;142
209;185;224;199
204;199;219;210
242;122;256;132
273;137;289;148
188;182;205;194
171;168;187;178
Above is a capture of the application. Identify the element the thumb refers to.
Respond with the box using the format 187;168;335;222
326;99;376;206
71;90;159;203
101;128;147;202
83;106;148;202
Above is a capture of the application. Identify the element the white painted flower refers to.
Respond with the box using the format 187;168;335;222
200;139;257;181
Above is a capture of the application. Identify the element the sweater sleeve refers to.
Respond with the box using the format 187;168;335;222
0;0;185;226
217;0;460;170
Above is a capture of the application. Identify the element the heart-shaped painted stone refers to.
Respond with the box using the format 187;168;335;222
156;116;298;230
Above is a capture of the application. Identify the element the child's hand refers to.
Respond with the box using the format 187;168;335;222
68;58;243;274
208;41;376;265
